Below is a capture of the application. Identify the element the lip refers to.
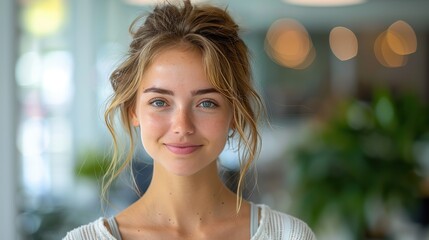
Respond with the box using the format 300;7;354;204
164;143;202;155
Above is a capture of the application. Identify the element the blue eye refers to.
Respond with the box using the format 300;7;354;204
199;100;217;108
150;99;167;107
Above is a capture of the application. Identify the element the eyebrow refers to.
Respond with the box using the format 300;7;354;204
191;88;219;96
143;87;174;95
142;87;219;96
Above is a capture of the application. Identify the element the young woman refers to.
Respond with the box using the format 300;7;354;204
64;1;316;239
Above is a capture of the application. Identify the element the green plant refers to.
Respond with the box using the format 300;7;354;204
289;89;429;239
75;149;111;180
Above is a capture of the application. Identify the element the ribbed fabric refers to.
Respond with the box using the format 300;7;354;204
251;205;315;240
106;217;121;240
63;204;316;240
250;202;259;237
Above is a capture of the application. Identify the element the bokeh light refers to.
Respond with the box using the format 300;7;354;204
16;51;43;87
374;20;417;68
22;0;66;37
329;26;358;61
374;31;408;68
386;20;417;55
265;18;315;69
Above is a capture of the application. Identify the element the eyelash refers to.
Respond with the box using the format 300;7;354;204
149;99;168;107
198;100;218;109
148;99;218;109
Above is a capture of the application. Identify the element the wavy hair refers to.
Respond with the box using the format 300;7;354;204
103;0;265;210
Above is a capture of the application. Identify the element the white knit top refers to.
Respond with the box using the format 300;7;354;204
63;204;316;240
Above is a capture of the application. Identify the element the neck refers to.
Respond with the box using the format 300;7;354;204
136;161;240;229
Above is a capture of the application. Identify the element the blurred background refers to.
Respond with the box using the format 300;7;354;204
1;0;429;239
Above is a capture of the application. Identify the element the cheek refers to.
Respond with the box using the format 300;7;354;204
141;113;164;127
201;118;230;142
138;113;168;140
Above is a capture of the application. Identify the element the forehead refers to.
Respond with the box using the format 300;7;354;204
152;46;202;67
139;47;211;89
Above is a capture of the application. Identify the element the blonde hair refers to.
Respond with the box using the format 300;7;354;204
103;0;264;210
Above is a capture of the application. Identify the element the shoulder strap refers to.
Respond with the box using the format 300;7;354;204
250;203;260;237
106;217;122;240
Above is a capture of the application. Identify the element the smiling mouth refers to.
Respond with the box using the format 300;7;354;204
164;144;202;155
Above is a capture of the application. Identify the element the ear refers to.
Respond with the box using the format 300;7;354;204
228;121;236;138
229;117;235;130
130;110;139;127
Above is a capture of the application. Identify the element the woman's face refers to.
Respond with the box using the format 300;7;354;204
132;47;233;176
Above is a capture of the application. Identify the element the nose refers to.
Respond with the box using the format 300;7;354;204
172;108;195;135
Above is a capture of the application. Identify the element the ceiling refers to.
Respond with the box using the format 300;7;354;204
203;0;429;33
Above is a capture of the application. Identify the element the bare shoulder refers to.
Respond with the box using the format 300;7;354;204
255;205;316;240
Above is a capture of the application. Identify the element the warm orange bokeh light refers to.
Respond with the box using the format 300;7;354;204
386;20;417;55
329;26;358;61
374;31;407;68
265;18;315;69
293;45;316;69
